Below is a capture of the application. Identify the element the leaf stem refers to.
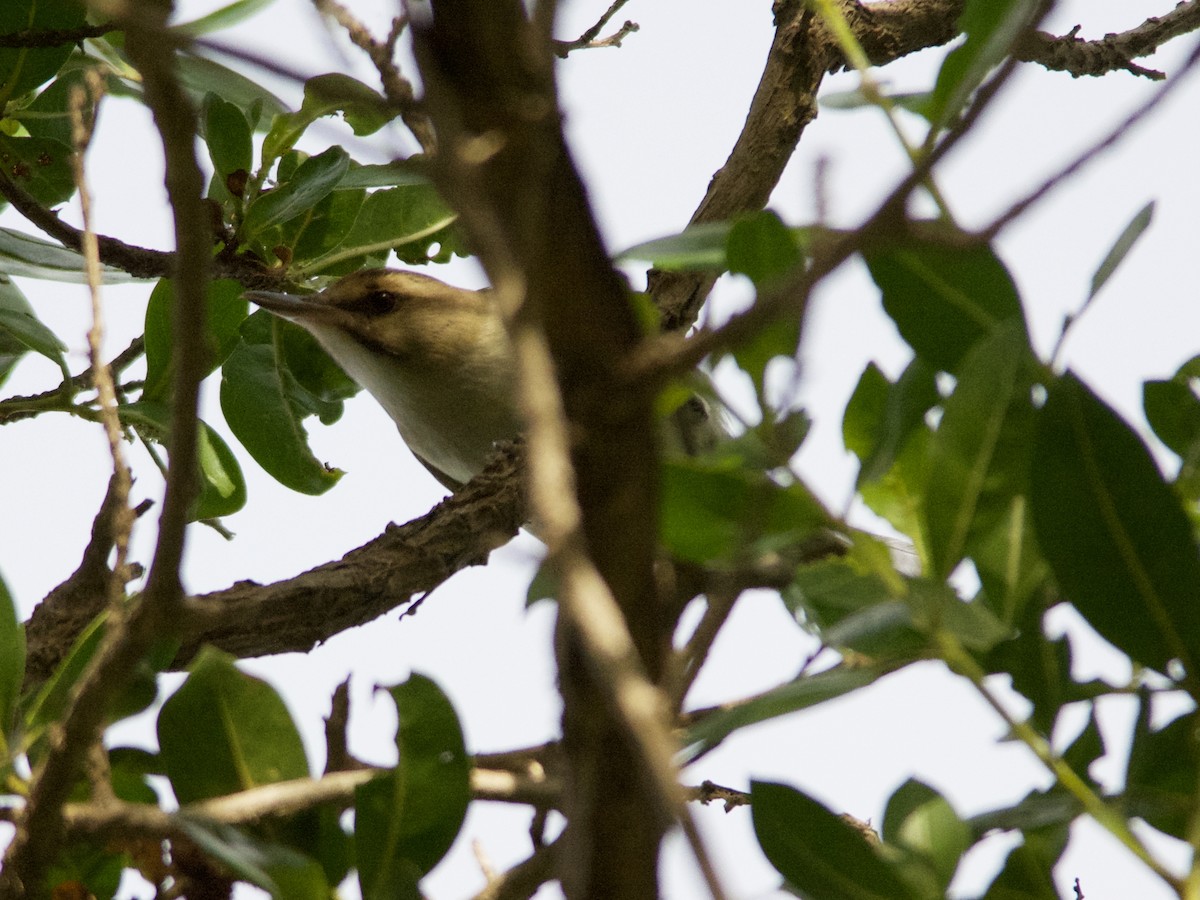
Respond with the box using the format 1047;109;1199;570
937;631;1185;895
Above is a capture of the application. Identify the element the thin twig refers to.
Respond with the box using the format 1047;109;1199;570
311;0;436;152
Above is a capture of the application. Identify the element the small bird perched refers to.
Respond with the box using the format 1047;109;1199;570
245;268;723;491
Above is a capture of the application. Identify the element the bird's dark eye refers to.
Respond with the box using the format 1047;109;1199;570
348;290;398;317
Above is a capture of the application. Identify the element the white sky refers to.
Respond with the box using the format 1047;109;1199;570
3;1;1200;897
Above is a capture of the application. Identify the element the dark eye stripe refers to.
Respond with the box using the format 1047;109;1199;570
346;290;398;316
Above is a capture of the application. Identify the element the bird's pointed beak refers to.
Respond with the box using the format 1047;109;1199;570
244;290;324;322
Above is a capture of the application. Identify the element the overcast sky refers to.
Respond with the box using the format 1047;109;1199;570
3;1;1200;897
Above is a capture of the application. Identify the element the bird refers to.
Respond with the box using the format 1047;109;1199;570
244;268;724;492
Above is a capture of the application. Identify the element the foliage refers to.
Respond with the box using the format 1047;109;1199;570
0;0;1197;898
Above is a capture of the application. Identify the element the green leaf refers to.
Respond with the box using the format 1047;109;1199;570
243;146;350;238
661;457;829;563
118;401;248;521
1031;373;1200;676
882;780;970;894
0;227;138;283
202;93;253;182
262;73;392;165
683;664;895;761
175;52;289;124
143;278;248;401
752;780;919;900
1089;201;1154;300
339;161;434;190
927;0;1040;133
172;0;278;37
615;222;733;270
0;0;88;105
300;183;460;274
844;358;939;487
220;315;346;495
863;229;1028;373
177;816;329;900
1144;377;1200;459
1125;706;1197;840
925;324;1035;579
13;56;91;146
0;275;68;379
981;836;1063;900
43;840;125;900
356;674;470;899
727;210;801;286
158;647;309;805
24;613;107;740
108;746;163;805
0;134;74;207
0;572;25;749
275;186;365;268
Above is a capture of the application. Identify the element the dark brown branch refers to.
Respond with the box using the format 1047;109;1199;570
21;442;525;685
0;24;114;48
1016;1;1200;80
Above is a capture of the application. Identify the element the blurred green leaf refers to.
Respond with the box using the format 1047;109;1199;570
119;400;248;520
0;275;68;380
244;146;350;238
683;664;895;761
24;613;106;740
143;277;248;402
177;816;328;900
356;674;470;899
1031;373;1200;677
925;324;1035;579
1089;200;1154;300
0;227;138;283
752;780;919;900
661;457;829;564
882;780;970;894
927;0;1039;133
108;746;163;805
1125;706;1197;840
220;312;345;495
340;161;434;190
158;647;309;805
44;840;125;900
0;572;24;750
300;183;459;274
616;222;732;270
0;0;88;105
863;229;1027;373
0;134;74;207
175;52;289;123
262;73;391;165
203;92;253;184
173;0;278;36
13;57;91;146
981;833;1064;900
727;210;801;285
844;359;938;487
